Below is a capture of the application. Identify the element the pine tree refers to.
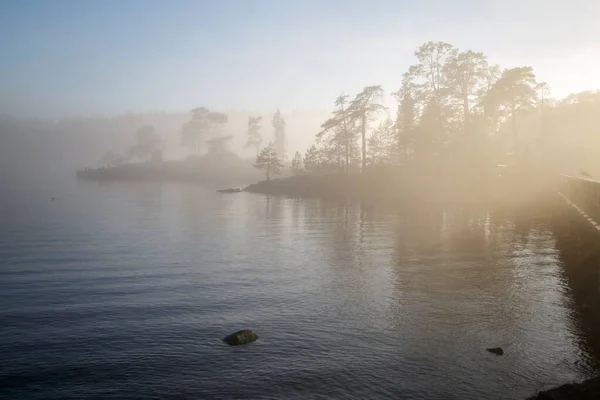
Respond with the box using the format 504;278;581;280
272;110;286;160
347;86;386;171
317;94;357;174
303;145;320;173
243;116;262;154
368;118;396;165
254;142;283;181
181;107;228;155
291;151;304;175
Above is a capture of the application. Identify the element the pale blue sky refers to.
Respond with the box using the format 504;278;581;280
1;0;599;117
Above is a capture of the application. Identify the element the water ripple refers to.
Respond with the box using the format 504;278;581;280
1;183;597;399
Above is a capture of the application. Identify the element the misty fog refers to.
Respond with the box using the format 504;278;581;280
2;87;599;195
3;2;600;399
0;110;327;184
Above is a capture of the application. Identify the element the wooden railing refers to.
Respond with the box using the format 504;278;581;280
558;174;600;233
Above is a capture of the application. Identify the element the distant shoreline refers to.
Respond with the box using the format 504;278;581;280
242;172;554;208
76;158;261;188
77;162;555;208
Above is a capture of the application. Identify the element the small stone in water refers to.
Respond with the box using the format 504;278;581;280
223;329;258;345
486;347;504;356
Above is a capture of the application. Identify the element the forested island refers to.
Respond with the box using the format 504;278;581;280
77;41;600;202
76;126;263;187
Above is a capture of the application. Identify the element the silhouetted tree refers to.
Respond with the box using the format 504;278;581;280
98;151;125;168
444;50;489;135
181;107;208;155
304;144;322;173
244;116;262;154
415;100;440;161
127;125;163;161
207;111;228;132
318;94;355;173
291;151;304;175
476;64;501;136
297;41;564;182
206;135;233;156
405;42;456;136
368;117;396;165
393;87;416;163
254;142;283;180
536;82;551;138
484;67;537;155
561;90;600;105
347;85;386;171
181;107;228;155
518;89;600;176
272;110;286;160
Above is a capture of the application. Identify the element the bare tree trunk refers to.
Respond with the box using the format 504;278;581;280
539;92;545;166
512;104;518;158
361;113;367;172
462;85;469;136
345;141;349;174
340;103;349;175
267;164;271;181
397;122;402;164
540;91;545;138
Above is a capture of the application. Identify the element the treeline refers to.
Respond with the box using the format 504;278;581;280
180;107;289;178
282;41;543;179
281;41;599;181
97;107;289;172
94;40;600;181
98;125;164;167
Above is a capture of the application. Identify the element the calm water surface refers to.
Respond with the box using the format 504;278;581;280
0;180;597;399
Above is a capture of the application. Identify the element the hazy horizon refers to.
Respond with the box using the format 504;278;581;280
2;0;600;118
4;3;600;399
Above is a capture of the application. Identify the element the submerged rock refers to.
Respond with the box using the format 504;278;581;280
486;347;504;356
223;329;258;345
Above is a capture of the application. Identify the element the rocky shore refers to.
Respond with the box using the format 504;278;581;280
526;376;600;400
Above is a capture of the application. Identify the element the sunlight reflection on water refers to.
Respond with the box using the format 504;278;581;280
0;181;597;399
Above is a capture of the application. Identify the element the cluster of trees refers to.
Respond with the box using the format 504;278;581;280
97;107;288;174
181;107;229;156
179;107;288;180
97;151;125;168
291;41;550;177
126;125;164;161
98;125;163;168
246;110;288;180
521;90;600;175
179;107;287;159
96;41;600;181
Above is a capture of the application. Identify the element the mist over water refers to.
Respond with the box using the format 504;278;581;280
1;181;597;399
3;1;600;399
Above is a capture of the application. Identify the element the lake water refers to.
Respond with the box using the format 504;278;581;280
1;180;598;399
